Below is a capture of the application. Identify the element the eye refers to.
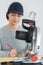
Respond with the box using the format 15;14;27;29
18;15;21;17
11;14;15;16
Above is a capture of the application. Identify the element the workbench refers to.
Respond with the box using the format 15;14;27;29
0;57;42;65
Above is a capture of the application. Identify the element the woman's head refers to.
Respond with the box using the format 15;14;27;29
6;2;23;20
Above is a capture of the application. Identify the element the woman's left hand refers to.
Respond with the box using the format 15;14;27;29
24;49;30;58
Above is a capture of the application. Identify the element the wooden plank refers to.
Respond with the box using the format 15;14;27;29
0;57;14;62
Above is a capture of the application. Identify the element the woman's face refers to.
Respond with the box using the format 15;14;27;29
8;13;22;25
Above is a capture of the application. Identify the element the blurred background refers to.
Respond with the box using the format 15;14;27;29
0;0;43;56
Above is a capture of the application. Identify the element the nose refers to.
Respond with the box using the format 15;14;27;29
14;15;18;21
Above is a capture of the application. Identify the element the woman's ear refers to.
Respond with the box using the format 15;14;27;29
7;14;9;19
6;12;9;20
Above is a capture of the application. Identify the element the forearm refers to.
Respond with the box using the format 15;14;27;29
0;39;10;57
0;51;9;57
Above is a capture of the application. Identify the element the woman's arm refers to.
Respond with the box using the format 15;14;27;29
0;41;17;57
0;40;10;57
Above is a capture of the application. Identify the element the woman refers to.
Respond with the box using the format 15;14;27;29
0;2;29;57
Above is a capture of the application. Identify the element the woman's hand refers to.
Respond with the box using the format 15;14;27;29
24;49;30;58
9;49;17;57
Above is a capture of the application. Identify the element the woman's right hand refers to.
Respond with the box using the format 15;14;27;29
9;49;17;57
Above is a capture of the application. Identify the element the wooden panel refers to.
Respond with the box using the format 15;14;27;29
0;57;14;62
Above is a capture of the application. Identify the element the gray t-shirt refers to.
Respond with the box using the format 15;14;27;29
0;25;41;57
0;25;28;57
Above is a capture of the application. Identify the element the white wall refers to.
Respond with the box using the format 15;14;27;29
0;0;43;56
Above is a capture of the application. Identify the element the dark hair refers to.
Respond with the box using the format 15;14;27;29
6;2;23;20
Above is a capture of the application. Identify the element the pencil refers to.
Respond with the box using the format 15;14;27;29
8;43;13;49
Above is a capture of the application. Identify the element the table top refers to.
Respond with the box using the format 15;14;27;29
0;57;42;63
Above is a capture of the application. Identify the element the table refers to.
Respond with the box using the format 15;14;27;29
0;57;42;65
0;57;14;65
